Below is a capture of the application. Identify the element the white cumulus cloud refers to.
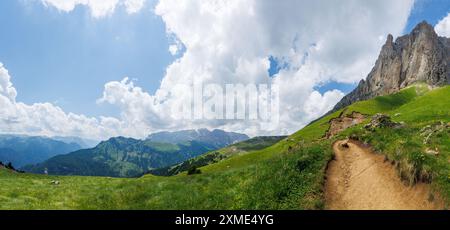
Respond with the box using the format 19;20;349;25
0;63;124;140
41;0;146;18
123;0;146;14
96;0;413;135
303;90;345;121
0;63;17;102
4;0;415;139
435;12;450;37
98;0;413;136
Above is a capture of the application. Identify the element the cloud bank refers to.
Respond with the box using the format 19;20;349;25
0;63;124;140
99;0;413;136
2;0;415;139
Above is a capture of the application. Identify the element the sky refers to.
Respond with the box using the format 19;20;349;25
0;0;174;118
0;0;449;140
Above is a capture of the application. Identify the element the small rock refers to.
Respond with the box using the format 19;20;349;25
341;142;350;148
420;121;446;144
425;148;439;156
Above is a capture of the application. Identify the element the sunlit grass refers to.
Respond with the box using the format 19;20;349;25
0;85;448;209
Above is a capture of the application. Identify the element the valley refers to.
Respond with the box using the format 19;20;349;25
0;85;448;209
21;129;248;177
0;135;85;168
0;21;449;210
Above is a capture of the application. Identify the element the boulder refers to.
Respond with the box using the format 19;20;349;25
364;114;403;130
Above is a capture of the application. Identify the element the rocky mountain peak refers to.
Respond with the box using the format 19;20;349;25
413;20;436;36
331;21;449;112
385;34;394;45
146;129;249;148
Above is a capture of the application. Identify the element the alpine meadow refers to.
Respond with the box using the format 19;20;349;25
0;0;449;216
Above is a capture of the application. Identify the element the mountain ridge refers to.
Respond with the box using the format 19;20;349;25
146;128;249;148
0;135;83;168
332;21;449;112
23;129;249;177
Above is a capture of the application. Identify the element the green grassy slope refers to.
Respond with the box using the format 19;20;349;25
22;137;218;178
149;136;287;176
0;85;448;210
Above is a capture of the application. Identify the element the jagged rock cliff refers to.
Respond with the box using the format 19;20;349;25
332;21;450;111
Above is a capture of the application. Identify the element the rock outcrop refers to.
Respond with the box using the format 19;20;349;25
325;111;366;138
419;121;449;145
332;21;450;112
364;113;403;131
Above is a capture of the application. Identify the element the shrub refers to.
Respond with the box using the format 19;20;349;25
6;162;15;170
296;155;313;172
409;151;426;172
187;166;201;175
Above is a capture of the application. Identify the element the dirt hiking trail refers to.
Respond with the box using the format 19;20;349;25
325;140;442;210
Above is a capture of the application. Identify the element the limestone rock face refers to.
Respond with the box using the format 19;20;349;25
333;21;450;111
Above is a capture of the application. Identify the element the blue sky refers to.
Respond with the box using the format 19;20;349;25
314;0;450;94
266;0;450;95
0;0;174;117
1;0;448;113
405;0;450;32
0;0;448;139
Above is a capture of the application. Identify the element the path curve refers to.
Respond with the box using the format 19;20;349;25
325;140;442;210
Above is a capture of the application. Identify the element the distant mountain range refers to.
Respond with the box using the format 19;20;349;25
1;20;449;210
0;135;84;168
147;128;249;148
23;129;249;177
51;136;99;148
